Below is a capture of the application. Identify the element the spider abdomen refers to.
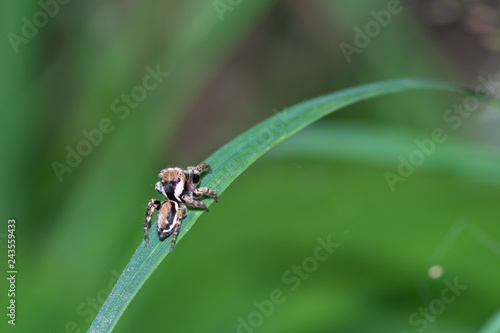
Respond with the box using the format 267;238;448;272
157;201;178;234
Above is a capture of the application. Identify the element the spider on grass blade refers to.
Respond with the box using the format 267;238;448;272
143;163;218;251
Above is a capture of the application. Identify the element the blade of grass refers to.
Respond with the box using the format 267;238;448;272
88;78;480;333
479;309;500;333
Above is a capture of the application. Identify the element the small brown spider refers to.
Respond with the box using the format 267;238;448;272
143;163;218;250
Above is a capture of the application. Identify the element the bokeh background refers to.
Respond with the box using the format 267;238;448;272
2;0;500;332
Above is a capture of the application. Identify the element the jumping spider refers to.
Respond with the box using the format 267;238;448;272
143;163;218;251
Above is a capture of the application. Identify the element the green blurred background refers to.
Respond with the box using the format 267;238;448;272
2;0;500;332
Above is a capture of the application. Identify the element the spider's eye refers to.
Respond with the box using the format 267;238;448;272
155;182;162;193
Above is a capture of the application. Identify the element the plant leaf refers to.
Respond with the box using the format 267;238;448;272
87;78;477;332
479;309;500;333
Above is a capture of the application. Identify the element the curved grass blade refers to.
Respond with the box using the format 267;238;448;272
88;78;478;333
479;309;500;333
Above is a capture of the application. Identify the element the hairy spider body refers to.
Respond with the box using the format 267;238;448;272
144;199;186;251
143;163;218;250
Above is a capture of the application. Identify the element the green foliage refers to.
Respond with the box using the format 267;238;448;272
2;1;500;333
88;78;475;332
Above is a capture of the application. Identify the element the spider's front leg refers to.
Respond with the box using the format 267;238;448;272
186;163;211;188
144;199;162;246
181;193;210;212
194;187;218;203
192;163;211;173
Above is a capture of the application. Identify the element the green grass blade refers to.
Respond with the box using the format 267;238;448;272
479;309;500;333
87;78;476;333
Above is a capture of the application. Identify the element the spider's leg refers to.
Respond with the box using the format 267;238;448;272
186;164;211;188
181;194;209;212
193;187;218;203
144;199;162;246
194;163;211;174
180;203;187;218
169;208;184;252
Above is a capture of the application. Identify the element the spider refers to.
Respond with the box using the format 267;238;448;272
143;163;218;250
